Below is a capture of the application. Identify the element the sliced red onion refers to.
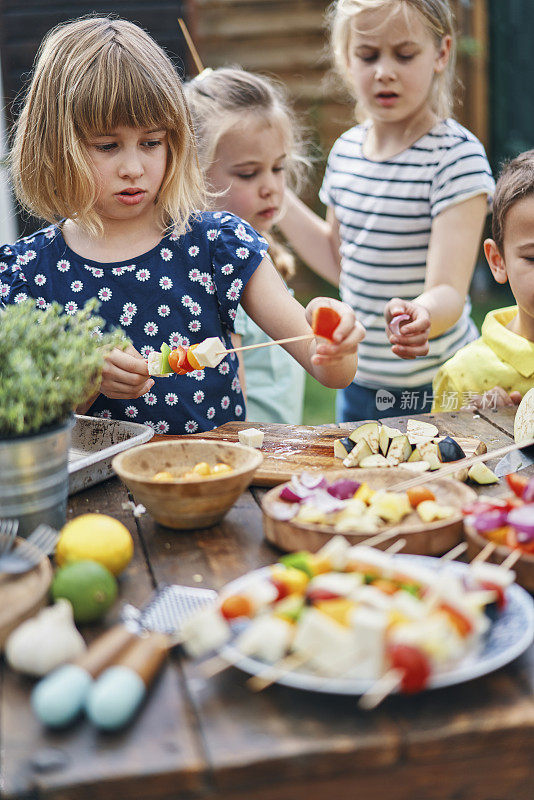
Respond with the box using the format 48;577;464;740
522;477;534;503
462;500;504;516
279;484;309;503
269;501;299;521
469;508;509;532
507;505;534;538
309;489;346;514
390;313;411;337
297;471;328;491
327;478;361;500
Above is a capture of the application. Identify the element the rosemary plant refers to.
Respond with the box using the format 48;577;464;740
0;299;127;436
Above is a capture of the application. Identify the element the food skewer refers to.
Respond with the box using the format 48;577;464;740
217;333;314;356
177;17;205;74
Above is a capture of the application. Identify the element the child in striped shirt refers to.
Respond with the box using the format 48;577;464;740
279;0;494;421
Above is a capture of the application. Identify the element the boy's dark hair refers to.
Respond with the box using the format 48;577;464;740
493;149;534;252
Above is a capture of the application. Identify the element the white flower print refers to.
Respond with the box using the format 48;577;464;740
206;229;217;241
64;301;78;315
221;396;230;410
0;282;8;298
218;362;230;375
145;420;156;430
92;327;104;339
189;268;201;281
144;321;158;336
112;266;126;276
159;276;173;290
231;376;240;392
71;280;83;293
123;302;137;315
207;407;215;420
85;265;104;278
189;301;201;316
235;404;243;416
221;264;234;276
169;231;179;241
260;249;268;259
236;247;250;260
34;274;46;286
98;287;112;302
226;287;239;301
158;305;170;317
136;268;150;282
14;292;28;303
160;247;172;261
144;392;157;406
44;228;56;239
120;313;133;326
36;298;47;309
0;262;7;273
23;249;37;262
16;254;26;266
189;370;205;381
188;320;201;333
3;246;13;254
235;223;253;243
213;212;222;219
98;410;112;419
125;406;138;418
155;421;170;434
193;390;204;404
124;264;136;272
165;393;179;406
188;246;200;257
182;295;193;308
221;215;232;224
170;332;189;348
185;420;198;433
228;308;237;321
140;345;153;358
259;235;268;245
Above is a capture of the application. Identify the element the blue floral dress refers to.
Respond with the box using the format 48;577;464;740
2;211;267;434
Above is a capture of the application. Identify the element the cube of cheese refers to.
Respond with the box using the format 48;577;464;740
238;428;264;449
147;351;170;377
192;337;226;368
181;606;231;659
235;615;293;663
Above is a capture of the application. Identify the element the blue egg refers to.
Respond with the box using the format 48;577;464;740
32;664;92;728
85;666;145;730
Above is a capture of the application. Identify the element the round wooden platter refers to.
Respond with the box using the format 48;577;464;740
0;540;53;649
261;468;477;556
464;523;534;593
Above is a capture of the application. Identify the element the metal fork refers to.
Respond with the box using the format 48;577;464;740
0;519;19;556
26;524;59;556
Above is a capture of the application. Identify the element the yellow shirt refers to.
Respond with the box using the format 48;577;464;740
432;306;534;412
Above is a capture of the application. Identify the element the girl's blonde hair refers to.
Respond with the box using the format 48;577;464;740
184;67;309;279
328;0;456;121
10;16;207;236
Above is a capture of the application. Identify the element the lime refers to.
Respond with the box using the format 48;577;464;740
56;513;134;576
51;560;118;623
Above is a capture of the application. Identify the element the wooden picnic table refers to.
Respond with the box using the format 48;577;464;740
1;409;533;800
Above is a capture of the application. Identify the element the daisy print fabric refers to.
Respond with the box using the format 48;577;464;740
3;212;267;434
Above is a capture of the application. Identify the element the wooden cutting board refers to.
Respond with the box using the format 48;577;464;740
159;421;486;487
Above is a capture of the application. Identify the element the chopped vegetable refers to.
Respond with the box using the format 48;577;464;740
407;486;436;508
387;643;431;693
311;306;341;340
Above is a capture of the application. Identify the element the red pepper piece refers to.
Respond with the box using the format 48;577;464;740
311;306;341;341
387;644;431;693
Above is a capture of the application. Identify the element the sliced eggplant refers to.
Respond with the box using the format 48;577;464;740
400;461;431;474
514;387;534;443
334;437;355;459
385;434;412;466
359;453;390;468
348;422;380;453
342;438;372;468
406;419;439;439
453;468;469;482
418;441;441;470
379;425;402;456
437;436;466;463
407;446;422;462
467;462;499;485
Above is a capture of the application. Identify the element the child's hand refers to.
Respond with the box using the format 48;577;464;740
306;298;365;365
461;386;522;411
100;345;155;399
385;299;431;359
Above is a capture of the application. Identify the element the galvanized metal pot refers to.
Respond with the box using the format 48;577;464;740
0;416;74;537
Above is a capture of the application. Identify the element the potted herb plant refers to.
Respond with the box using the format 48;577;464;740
0;299;125;535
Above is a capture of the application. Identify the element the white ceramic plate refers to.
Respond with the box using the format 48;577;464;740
219;555;534;695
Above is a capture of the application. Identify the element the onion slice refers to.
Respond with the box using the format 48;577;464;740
468;508;509;532
327;478;361;500
389;313;411;337
507;505;534;541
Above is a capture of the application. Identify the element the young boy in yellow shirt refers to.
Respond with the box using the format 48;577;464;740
432;150;534;412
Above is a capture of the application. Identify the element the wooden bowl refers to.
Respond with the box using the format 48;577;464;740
262;468;477;555
464;521;534;593
112;439;263;529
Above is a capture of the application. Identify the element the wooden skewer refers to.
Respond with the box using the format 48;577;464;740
246;651;310;692
500;548;522;571
440;541;468;561
358;668;403;711
471;541;497;563
391;438;534;493
218;333;314;357
177;17;205;74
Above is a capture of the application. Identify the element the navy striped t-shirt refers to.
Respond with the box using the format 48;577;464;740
320;118;495;389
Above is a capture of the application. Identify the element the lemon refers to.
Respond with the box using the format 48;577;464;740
56;513;134;576
51;560;118;623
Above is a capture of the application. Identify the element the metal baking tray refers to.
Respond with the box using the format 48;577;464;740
68;415;154;495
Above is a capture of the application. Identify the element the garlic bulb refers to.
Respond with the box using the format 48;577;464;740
5;600;86;677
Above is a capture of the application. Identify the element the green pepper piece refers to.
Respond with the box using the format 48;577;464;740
280;551;314;578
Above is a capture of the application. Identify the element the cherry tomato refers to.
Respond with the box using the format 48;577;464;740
311;306;341;340
220;595;254;620
387;644;431;693
270;578;290;602
505;473;528;498
168;345;192;374
407;486;436;508
306;587;341;603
